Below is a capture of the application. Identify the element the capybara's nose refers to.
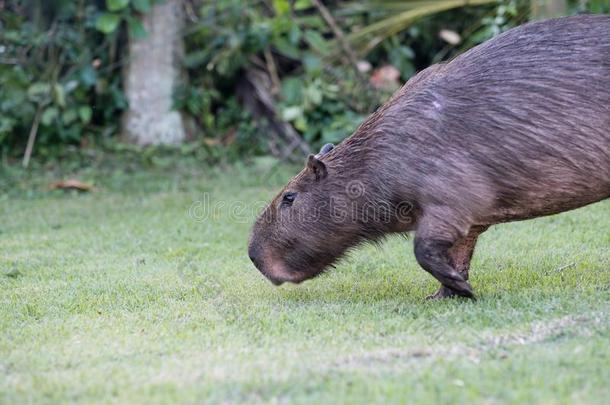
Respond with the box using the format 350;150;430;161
249;254;260;269
248;244;261;270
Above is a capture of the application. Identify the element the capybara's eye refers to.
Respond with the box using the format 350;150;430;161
282;192;297;206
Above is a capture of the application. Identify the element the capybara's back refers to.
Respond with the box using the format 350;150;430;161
381;14;610;222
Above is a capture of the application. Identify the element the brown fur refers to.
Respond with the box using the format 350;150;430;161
248;15;610;298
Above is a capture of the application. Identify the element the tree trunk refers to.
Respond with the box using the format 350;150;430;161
122;0;185;145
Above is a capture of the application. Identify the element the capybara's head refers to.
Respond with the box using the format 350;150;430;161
248;144;369;285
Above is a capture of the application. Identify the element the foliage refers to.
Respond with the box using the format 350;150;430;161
95;0;157;37
343;0;499;55
180;0;491;152
181;0;373;151
0;0;607;161
0;1;127;155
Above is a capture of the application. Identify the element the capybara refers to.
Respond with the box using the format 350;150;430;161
248;15;610;299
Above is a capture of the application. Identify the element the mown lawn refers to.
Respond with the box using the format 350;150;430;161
1;159;609;404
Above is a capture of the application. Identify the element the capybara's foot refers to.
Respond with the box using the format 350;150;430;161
426;285;455;300
426;284;476;300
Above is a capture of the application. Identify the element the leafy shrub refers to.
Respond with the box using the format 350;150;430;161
1;2;118;154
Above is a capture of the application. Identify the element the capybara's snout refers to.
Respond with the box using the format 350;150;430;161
247;240;286;285
247;243;262;272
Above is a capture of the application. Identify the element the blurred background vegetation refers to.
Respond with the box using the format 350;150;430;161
0;0;608;167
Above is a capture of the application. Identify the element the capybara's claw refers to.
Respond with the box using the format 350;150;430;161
443;277;474;298
454;281;476;299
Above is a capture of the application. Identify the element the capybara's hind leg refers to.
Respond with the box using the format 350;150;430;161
424;225;488;299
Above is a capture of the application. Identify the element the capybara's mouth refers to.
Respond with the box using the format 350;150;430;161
265;273;304;286
266;276;285;286
249;246;326;286
263;268;320;286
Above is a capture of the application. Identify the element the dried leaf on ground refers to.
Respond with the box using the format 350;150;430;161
49;179;95;192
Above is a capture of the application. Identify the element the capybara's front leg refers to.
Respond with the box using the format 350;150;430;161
413;211;476;299
414;238;475;299
425;225;488;299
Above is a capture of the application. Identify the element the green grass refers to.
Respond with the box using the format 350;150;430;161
1;159;609;404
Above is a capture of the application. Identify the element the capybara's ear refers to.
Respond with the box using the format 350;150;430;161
316;143;334;157
307;154;328;180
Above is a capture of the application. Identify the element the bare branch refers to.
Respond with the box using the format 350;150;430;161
311;0;362;75
22;107;43;168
